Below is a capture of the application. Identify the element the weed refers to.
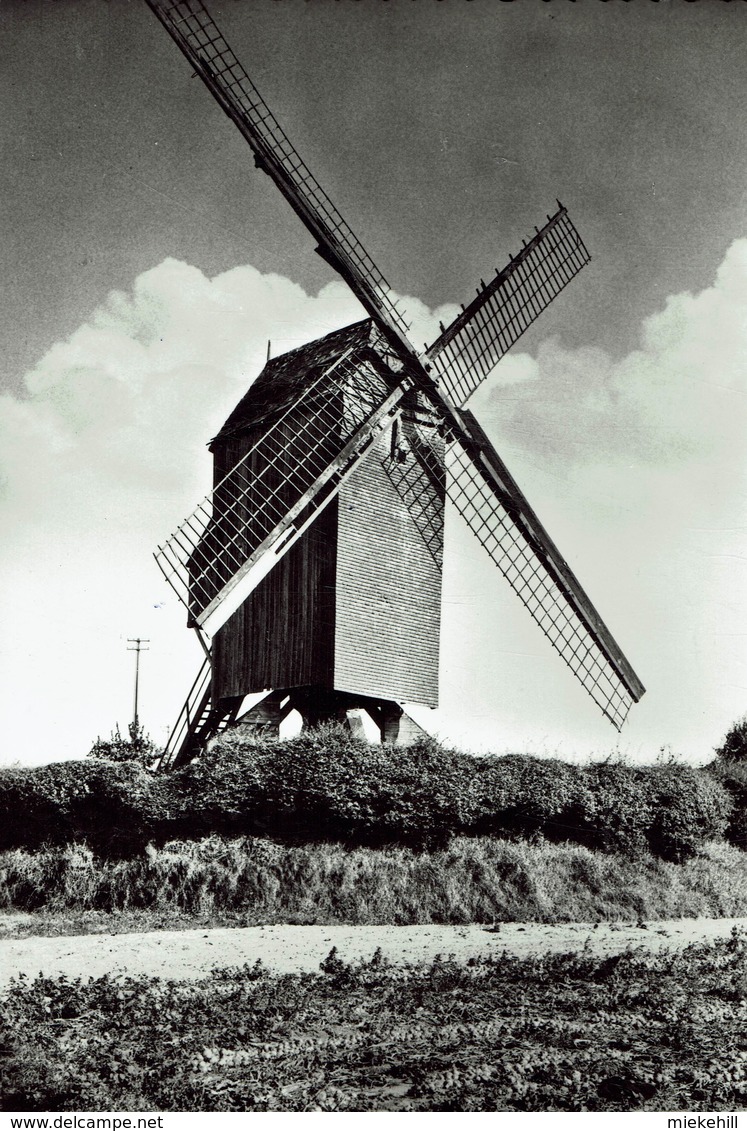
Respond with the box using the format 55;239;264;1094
3;936;747;1111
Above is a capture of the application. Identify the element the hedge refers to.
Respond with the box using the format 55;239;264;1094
0;727;732;860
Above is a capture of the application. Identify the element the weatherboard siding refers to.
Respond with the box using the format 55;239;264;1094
210;396;343;700
212;499;337;699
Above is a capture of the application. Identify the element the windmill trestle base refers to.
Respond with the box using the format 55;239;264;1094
229;686;429;746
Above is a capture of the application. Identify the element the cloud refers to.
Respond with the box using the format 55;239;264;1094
475;238;747;482
1;260;368;528
0;261;368;762
447;240;747;758
0;247;745;765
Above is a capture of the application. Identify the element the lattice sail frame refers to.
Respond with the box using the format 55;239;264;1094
376;411;638;729
155;346;409;635
426;207;590;407
145;0;409;344
146;0;645;732
445;410;643;729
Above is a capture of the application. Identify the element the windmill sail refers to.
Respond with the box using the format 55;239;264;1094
155;347;409;637
144;0;410;348
426;206;590;407
446;409;644;729
147;0;645;749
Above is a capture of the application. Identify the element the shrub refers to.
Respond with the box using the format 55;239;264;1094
196;741;727;861
0;760;167;856
708;760;747;850
472;755;593;843
88;721;160;768
0;726;732;861
186;727;480;848
0;766;65;855
714;716;747;764
580;762;653;856
315;734;478;848
642;764;731;862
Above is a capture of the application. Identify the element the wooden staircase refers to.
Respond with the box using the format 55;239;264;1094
157;653;243;771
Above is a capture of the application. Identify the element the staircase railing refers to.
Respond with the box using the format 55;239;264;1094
157;654;212;771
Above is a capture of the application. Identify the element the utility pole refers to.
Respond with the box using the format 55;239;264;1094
127;638;150;727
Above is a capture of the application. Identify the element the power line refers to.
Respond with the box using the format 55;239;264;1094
127;638;150;726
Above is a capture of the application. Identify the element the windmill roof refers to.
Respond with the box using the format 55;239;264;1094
211;318;378;445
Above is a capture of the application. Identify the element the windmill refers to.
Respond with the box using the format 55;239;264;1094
146;0;645;769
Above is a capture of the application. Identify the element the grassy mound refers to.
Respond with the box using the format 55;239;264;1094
3;835;747;928
0;727;732;861
4;933;747;1111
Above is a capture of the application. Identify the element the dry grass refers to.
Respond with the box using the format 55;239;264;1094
2;835;747;935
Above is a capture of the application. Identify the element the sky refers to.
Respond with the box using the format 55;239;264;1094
1;0;746;766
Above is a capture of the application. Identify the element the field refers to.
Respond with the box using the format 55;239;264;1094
4;934;747;1112
3;726;747;1112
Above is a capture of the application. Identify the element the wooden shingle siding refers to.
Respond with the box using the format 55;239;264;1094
333;426;442;708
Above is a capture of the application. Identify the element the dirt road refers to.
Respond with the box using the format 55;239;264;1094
1;917;745;988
